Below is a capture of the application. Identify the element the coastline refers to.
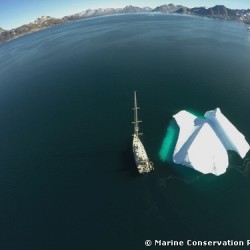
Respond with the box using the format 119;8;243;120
0;4;250;44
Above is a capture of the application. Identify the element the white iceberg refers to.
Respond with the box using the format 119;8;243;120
204;108;249;158
173;108;250;176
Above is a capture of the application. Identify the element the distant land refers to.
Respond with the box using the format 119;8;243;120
1;4;250;43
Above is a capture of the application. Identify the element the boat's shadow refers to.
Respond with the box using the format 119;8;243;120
119;141;140;177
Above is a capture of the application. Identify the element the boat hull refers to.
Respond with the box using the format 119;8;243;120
133;135;154;174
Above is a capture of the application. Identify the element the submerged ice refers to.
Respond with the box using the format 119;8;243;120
173;108;250;176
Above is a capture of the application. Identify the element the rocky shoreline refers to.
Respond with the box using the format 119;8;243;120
1;4;250;44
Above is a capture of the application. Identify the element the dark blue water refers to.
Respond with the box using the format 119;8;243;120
0;14;250;249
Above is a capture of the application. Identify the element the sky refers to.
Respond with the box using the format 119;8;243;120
0;0;249;30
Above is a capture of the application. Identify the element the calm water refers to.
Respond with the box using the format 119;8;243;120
0;14;250;249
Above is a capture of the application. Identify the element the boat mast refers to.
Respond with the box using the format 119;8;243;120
133;91;142;137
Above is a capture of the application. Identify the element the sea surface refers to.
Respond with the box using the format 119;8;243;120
0;13;250;250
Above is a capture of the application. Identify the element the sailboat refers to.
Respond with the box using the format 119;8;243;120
132;91;154;174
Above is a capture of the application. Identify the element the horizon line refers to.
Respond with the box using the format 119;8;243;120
1;3;249;31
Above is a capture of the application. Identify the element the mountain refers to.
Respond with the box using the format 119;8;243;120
190;5;238;20
191;5;250;23
0;16;66;43
1;4;250;44
63;8;119;21
63;6;152;22
121;5;152;13
152;4;184;13
175;7;191;14
242;11;250;24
